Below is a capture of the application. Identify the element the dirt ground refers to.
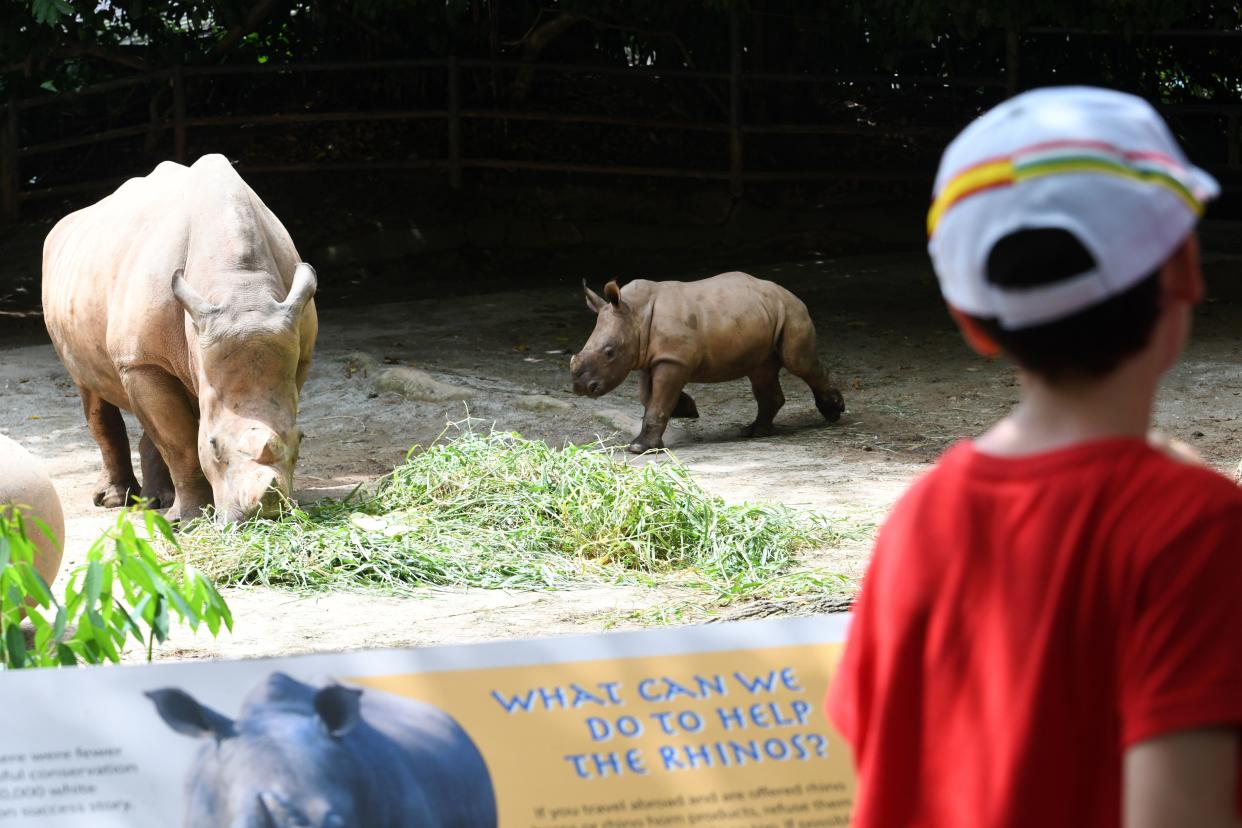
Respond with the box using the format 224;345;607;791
3;249;1242;662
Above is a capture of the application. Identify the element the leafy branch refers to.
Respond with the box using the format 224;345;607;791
0;505;233;670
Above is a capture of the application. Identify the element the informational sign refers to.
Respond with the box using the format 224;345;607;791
0;614;854;827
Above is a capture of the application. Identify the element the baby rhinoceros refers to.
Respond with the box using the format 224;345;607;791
571;272;844;453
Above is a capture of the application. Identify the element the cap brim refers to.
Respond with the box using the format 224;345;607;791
1190;164;1221;204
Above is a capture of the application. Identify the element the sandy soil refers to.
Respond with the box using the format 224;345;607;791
4;250;1242;661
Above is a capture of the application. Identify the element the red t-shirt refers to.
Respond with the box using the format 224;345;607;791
829;437;1242;827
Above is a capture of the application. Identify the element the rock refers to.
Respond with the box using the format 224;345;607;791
0;434;64;587
592;409;641;436
375;367;474;402
344;352;379;379
514;395;573;413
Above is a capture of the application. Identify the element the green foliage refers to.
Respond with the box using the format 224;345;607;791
29;0;71;26
3;1;1238;101
0;505;232;670
180;427;848;598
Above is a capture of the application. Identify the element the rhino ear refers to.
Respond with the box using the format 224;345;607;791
583;280;607;314
281;263;317;318
313;685;362;739
603;280;622;307
145;688;235;740
171;269;218;329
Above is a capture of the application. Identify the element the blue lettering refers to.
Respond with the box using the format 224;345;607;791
733;671;779;694
491;689;536;713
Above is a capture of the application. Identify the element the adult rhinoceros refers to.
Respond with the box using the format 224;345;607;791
146;672;498;828
41;154;318;523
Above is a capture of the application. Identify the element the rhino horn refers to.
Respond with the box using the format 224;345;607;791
584;280;607;314
171;269;218;327
258;791;302;823
281;263;317;317
145;687;235;740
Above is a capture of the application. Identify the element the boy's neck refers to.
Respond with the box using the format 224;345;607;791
974;361;1158;457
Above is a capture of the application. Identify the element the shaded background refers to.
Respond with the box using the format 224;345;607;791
3;0;1242;311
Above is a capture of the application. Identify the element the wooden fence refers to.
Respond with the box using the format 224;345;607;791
3;19;1241;222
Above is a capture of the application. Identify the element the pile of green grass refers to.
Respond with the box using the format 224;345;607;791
181;429;846;597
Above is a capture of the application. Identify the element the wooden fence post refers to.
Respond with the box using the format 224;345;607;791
1005;27;1020;97
1;97;18;223
447;55;462;189
172;66;187;163
729;4;744;198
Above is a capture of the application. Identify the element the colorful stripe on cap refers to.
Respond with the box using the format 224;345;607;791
927;139;1203;237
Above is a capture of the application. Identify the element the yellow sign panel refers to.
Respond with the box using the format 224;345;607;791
355;642;853;827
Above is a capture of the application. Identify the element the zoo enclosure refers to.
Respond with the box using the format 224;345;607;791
4;18;1242;222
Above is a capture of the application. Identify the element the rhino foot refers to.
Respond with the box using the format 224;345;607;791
164;488;213;525
139;483;177;510
742;421;777;439
92;476;139;509
627;440;665;455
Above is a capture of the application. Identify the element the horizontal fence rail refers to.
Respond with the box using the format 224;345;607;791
4;26;1242;221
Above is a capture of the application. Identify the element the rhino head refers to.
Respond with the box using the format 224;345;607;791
147;675;362;828
571;280;642;398
172;264;316;524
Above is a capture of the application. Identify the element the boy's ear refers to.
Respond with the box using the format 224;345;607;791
1160;233;1204;305
948;306;1001;358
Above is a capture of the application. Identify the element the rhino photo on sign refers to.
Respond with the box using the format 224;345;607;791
146;672;498;828
41;154;318;524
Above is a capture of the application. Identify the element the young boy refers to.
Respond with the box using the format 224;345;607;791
829;86;1242;827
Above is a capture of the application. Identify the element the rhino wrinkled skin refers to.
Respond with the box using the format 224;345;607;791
572;272;845;453
147;672;498;828
41;155;318;524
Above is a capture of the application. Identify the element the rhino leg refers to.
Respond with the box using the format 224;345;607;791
671;391;699;419
139;432;176;510
743;360;785;438
642;372;699;419
122;367;212;522
79;388;140;508
629;363;690;454
779;327;845;423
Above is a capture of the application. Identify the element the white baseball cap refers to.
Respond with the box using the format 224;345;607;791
927;86;1219;330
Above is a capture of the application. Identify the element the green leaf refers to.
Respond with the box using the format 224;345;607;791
17;565;54;607
86;609;120;662
84;560;103;607
57;644;77;667
52;606;67;642
111;601;143;640
152;596;170;643
164;586;198;628
4;625;26;669
5;582;23;613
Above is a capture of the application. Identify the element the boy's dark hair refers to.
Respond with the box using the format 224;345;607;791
971;228;1161;383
